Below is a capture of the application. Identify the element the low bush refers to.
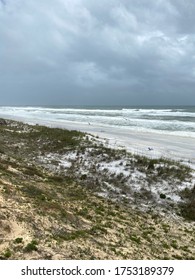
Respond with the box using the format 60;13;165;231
24;240;38;252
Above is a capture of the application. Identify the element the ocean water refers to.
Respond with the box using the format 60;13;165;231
0;105;195;138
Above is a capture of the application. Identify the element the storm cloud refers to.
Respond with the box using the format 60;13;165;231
0;0;195;105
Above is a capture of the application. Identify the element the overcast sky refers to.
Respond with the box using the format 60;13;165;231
1;0;195;106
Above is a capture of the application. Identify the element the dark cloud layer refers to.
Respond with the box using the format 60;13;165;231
0;0;195;105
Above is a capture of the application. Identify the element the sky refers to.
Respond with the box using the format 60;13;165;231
0;0;195;106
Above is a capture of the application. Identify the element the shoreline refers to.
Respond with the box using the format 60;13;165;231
1;114;195;168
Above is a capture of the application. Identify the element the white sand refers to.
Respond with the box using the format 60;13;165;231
1;114;195;168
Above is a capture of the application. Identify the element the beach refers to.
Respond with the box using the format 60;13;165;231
1;112;195;168
52;120;195;166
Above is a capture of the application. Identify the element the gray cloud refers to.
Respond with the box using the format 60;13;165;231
0;0;195;105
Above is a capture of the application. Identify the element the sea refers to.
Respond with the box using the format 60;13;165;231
0;105;195;138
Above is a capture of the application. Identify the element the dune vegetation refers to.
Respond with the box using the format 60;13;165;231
0;119;194;260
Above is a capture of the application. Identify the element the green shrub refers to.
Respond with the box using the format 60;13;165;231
14;237;23;244
4;249;12;259
171;240;178;249
130;235;141;244
24;240;38;252
162;242;170;249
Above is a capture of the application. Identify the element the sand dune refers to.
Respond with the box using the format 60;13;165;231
1;114;195;167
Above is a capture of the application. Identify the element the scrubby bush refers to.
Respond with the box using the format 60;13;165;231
160;193;166;199
4;249;12;259
24;240;38;252
14;237;23;244
179;186;195;221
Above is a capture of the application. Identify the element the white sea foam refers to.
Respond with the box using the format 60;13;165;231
0;106;195;138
